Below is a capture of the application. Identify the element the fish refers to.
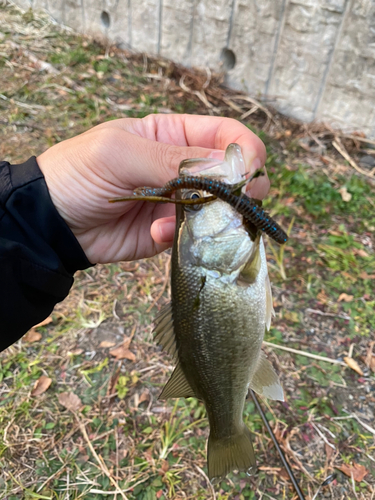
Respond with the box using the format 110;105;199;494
153;144;284;483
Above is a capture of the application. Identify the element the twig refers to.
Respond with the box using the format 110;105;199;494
179;74;220;113
76;415;129;499
195;465;216;499
305;308;351;320
311;423;335;450
332;138;375;178
339;133;375;147
7;40;59;74
263;341;347;366
332;414;375;436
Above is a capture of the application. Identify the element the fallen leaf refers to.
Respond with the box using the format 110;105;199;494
34;316;53;328
343;356;364;376
338;462;368;482
354;248;369;258
279;468;290;481
317;290;328;304
24;329;42;343
338;186;352;202
360;271;375;280
364;342;375;372
58;392;82;411
139;391;149;404
338;293;353;303
325;442;334;461
122;335;133;349
31;375;52;396
109;344;136;361
99;340;116;348
68;348;83;356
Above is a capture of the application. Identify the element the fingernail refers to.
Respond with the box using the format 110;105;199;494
159;220;175;243
208;150;225;160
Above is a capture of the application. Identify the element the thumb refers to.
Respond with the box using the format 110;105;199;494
106;129;225;189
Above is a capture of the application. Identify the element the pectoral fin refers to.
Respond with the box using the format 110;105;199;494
159;362;198;400
249;351;284;401
238;235;261;284
153;303;177;359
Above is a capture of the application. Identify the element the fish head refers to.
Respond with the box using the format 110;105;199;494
175;144;261;276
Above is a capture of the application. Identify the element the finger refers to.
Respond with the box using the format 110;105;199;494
151;216;176;244
246;164;270;200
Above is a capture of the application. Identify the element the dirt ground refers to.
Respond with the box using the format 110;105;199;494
1;2;375;499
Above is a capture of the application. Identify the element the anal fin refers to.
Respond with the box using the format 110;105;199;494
249;351;284;401
159;362;198;400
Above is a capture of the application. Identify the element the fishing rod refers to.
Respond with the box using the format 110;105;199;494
249;389;306;500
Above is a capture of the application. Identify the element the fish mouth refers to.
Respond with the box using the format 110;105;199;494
179;144;246;186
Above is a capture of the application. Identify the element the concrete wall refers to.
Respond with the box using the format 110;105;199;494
14;0;375;137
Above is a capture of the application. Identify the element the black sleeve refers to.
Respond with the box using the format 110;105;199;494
0;156;92;352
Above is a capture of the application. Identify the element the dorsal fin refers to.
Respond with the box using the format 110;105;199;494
153;303;178;359
249;351;284;401
159;362;198;400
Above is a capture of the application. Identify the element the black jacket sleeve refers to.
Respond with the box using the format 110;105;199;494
0;156;92;352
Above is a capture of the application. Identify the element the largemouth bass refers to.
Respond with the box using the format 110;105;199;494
154;144;284;483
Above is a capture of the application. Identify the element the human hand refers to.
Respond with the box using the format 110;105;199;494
37;114;267;264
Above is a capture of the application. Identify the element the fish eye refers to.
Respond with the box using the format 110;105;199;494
182;190;203;211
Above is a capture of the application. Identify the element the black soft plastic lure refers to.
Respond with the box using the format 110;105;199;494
110;175;288;244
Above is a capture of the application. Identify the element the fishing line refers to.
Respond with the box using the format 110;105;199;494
249;390;306;500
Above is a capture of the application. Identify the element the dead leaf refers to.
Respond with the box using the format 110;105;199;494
68;348;83;356
364;342;375;373
58;392;82;411
109;344;136;361
354;248;369;258
99;340;116;348
317;290;328;304
338;186;352;202
338;462;368;482
34;316;53;328
24;329;42;343
31;375;52;396
338;293;354;303
139;391;149;404
279;468;290;481
360;271;375;279
325;442;334;461
343;356;364;376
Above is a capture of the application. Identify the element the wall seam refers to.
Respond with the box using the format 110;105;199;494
157;0;163;54
81;0;85;31
226;0;236;47
187;0;196;66
264;0;288;97
312;0;352;120
128;0;131;49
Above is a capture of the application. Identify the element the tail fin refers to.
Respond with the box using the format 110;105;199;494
207;426;256;483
